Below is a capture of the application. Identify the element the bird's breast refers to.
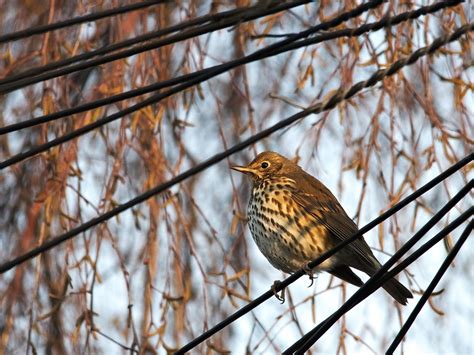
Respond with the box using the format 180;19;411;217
247;178;335;273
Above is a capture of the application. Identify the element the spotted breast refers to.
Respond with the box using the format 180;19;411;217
247;176;336;274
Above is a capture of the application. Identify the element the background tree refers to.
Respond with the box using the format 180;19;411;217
0;1;472;353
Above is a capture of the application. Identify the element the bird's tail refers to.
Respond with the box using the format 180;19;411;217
381;277;413;305
361;263;413;305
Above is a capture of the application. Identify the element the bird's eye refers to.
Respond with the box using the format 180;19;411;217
261;161;270;169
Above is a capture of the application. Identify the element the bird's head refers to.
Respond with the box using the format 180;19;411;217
231;151;296;182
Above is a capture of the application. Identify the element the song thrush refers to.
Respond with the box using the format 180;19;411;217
231;151;413;305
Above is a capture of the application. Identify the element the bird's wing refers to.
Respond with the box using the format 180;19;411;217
289;171;379;270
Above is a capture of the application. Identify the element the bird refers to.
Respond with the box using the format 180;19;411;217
231;151;413;305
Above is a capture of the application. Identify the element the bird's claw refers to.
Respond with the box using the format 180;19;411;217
303;263;315;287
271;280;285;304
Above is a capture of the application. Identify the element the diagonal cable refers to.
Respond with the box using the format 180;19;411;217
0;0;384;95
2;0;461;93
0;0;314;94
0;0;390;135
180;178;473;354
385;220;473;354
1;21;471;170
0;0;168;44
0;2;249;85
0;0;310;89
0;0;459;135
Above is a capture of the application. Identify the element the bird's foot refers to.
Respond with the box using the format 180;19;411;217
271;280;285;304
303;263;316;287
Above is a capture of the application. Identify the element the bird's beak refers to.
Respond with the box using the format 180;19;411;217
231;165;256;176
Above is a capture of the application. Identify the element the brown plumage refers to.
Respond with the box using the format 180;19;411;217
232;151;413;305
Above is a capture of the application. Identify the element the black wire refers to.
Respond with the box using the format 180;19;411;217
0;3;248;86
0;2;387;163
2;17;470;170
0;0;461;137
0;0;313;95
385;220;473;355
174;157;472;354
289;187;473;354
0;0;167;44
0;0;388;136
0;0;309;89
1;0;460;94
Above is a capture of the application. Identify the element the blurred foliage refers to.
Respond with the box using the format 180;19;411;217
0;0;472;353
